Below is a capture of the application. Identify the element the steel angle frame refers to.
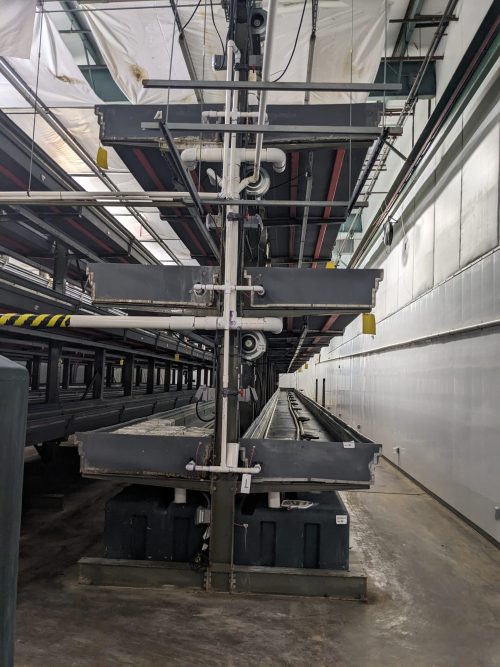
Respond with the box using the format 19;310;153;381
142;122;404;138
79;557;367;599
144;79;402;93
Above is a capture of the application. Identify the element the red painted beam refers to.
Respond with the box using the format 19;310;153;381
312;149;346;268
323;148;346;220
289;151;300;219
312;314;339;345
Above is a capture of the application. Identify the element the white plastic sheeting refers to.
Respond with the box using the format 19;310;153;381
0;0;37;58
81;0;388;105
1;9;191;264
82;1;198;104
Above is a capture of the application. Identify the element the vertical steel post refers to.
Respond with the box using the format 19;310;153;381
187;365;194;390
45;342;61;403
122;354;134;396
105;362;113;388
164;361;171;392
53;241;68;294
135;365;142;387
92;349;105;400
146;358;155;394
62;357;70;390
30;356;40;390
0;357;28;667
176;364;184;391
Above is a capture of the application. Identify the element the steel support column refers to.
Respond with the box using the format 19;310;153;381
45;343;61;404
122;354;134;397
146;358;155;394
53;241;68;294
164;361;171;392
105;362;113;388
176;364;184;391
61;357;70;390
30;356;40;390
92;349;105;400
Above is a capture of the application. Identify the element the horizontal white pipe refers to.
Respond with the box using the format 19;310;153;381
185;461;262;474
202;110;266;121
193;283;265;295
180;147;286;174
68;315;282;333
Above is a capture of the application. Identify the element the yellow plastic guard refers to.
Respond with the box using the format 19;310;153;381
96;146;108;170
362;313;376;335
325;261;336;269
304;363;309;369
174;353;180;362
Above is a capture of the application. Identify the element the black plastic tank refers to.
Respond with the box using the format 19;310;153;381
104;486;206;562
234;491;349;570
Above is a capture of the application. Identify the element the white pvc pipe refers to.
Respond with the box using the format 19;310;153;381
220;41;237;198
226;441;239;468
251;0;277;182
193;283;265;295
67;315;282;333
180;147;286;174
185;461;262;475
268;492;281;509
174;488;187;504
202;110;266;121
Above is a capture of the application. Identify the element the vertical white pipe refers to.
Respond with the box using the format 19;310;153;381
220;41;240;467
174;488;187;504
221;42;235;197
251;0;277;182
268;492;281;509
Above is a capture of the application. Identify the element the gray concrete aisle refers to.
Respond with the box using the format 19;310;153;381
14;459;500;667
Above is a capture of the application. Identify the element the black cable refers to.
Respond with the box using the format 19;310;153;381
272;0;308;82
268;171;305;192
209;0;225;53
196;399;215;423
180;0;202;33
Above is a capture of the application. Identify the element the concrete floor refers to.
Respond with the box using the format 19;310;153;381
15;458;500;667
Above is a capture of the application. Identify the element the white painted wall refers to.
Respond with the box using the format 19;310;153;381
292;32;500;540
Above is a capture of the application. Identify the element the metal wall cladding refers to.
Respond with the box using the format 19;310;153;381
294;60;500;540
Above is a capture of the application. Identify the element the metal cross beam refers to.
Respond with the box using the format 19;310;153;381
143;79;403;93
142;122;404;137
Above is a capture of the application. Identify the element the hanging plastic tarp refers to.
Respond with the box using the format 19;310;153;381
0;0;37;58
1;9;189;263
81;0;386;106
82;2;199;104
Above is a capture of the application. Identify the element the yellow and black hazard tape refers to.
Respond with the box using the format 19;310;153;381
0;314;71;328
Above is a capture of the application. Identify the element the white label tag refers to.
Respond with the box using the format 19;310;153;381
343;441;355;449
240;473;252;494
336;515;348;525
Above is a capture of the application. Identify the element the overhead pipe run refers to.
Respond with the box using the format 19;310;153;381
0;314;283;334
180;147;286;175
